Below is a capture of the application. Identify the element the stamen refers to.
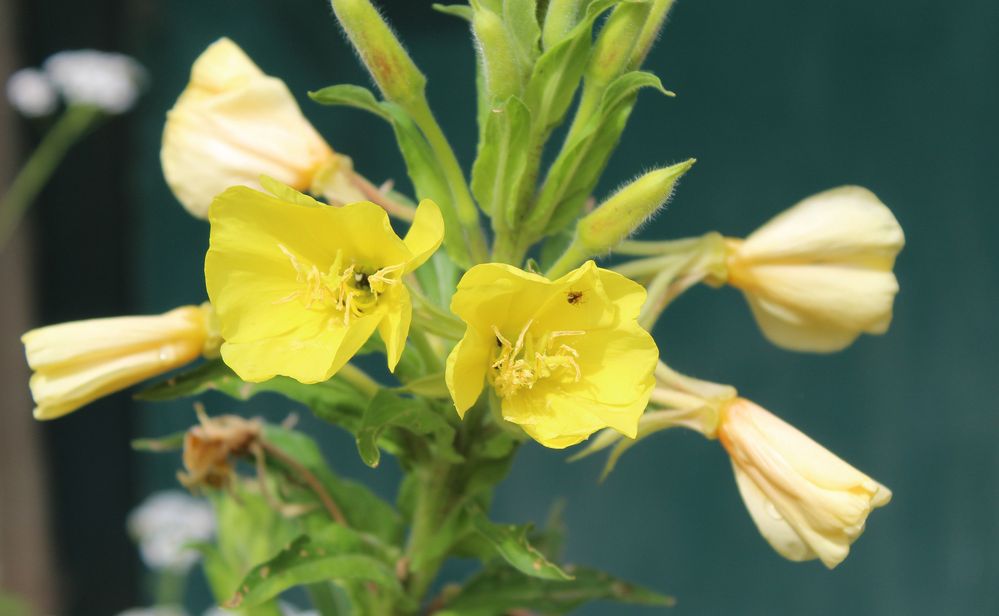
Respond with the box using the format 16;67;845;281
489;321;585;398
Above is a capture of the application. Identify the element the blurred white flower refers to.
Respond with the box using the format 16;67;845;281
43;50;146;114
5;68;58;117
128;490;215;571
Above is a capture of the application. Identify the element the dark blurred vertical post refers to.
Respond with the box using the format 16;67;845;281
0;1;58;613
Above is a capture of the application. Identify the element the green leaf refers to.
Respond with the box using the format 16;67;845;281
523;0;621;132
355;390;463;468
310;84;469;268
432;3;474;21
262;425;404;543
470;96;532;224
413;249;461;308
438;565;674;615
137;360;370;433
308;84;391;120
544;70;672;234
225;536;409;611
468;506;573;580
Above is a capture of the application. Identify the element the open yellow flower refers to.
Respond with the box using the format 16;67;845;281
723;186;904;352
161;38;363;218
23;304;218;420
446;261;658;449
718;398;891;568
205;180;443;383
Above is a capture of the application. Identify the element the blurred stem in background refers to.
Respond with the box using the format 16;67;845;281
0;104;103;250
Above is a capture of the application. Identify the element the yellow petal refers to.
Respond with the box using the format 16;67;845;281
738;265;899;352
378;286;412;372
444;333;491;416
720;399;891;568
162;39;334;218
23;306;207;419
738;186;905;269
403;199;445;272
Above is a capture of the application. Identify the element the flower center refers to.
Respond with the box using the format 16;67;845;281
274;244;403;325
488;320;584;398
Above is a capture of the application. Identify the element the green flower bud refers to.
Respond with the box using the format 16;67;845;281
541;0;588;49
588;2;653;87
472;4;527;101
330;0;426;107
578;159;695;253
546;159;695;278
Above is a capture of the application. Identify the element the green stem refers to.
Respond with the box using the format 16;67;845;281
404;460;453;602
307;582;343;616
408;99;489;264
153;568;187;608
544;239;590;279
337;364;380;398
0;104;103;250
616;235;716;256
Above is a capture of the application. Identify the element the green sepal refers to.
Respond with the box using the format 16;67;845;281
470;95;532;223
355;389;463;468
432;3;474;20
309;84;470;268
503;0;542;68
541;70;672;234
467;506;572;580
522;0;623;132
437;565;675;615
136;359;370;434
223;535;411;611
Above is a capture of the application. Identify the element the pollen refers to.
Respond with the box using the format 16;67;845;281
273;244;403;326
488;320;584;398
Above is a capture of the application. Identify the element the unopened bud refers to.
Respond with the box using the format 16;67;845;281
629;0;677;70
588;2;653;86
472;4;527;101
330;0;427;106
541;0;588;50
577;159;695;253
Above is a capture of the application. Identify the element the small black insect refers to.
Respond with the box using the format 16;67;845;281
354;271;370;290
567;290;584;305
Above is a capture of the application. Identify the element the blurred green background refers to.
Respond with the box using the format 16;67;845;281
9;0;998;614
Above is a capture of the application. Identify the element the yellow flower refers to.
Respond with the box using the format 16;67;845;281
161;38;363;219
445;261;658;449
724;186;904;352
23;304;217;420
205;180;443;383
718;398;891;568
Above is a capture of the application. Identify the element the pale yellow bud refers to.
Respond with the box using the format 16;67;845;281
161;38;361;219
725;186;905;352
22;305;218;420
718;398;891;568
588;3;652;86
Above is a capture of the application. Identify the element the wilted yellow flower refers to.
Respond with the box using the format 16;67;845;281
161;37;363;218
718;398;891;568
446;261;658;449
23;304;218;420
205;180;443;383
723;186;904;352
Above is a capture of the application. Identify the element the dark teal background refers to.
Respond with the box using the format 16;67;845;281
19;0;999;614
